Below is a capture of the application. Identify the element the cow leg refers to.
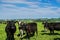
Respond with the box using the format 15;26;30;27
9;35;12;40
30;32;35;37
49;26;54;34
35;28;38;36
11;34;15;40
7;35;11;40
20;34;23;40
20;29;24;40
7;34;14;40
26;33;30;40
6;33;11;40
50;30;54;34
52;30;54;34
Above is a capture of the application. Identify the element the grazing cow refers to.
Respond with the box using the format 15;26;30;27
17;21;38;40
43;21;60;34
5;21;16;40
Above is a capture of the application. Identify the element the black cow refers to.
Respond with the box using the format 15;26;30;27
5;21;16;40
17;21;38;40
43;21;60;34
26;23;38;36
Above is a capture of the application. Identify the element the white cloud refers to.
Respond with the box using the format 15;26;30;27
2;0;26;2
0;0;60;19
2;0;39;8
1;4;60;16
2;3;15;7
2;0;53;8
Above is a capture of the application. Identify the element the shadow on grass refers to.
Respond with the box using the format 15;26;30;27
23;34;34;39
41;33;60;35
54;38;60;40
41;30;47;32
17;34;34;40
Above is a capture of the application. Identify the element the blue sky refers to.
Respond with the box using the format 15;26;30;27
0;0;60;19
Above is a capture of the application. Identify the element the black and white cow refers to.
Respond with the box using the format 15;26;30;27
17;21;38;40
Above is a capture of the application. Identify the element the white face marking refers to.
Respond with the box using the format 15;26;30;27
19;21;21;24
18;21;22;27
20;29;24;38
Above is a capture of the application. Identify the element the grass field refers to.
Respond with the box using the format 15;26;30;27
0;22;60;40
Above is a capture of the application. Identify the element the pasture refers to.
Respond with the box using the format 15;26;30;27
0;22;60;40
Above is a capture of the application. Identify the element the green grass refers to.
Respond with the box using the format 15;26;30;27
0;22;60;40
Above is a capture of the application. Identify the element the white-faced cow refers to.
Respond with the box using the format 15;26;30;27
5;21;16;40
17;21;38;40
